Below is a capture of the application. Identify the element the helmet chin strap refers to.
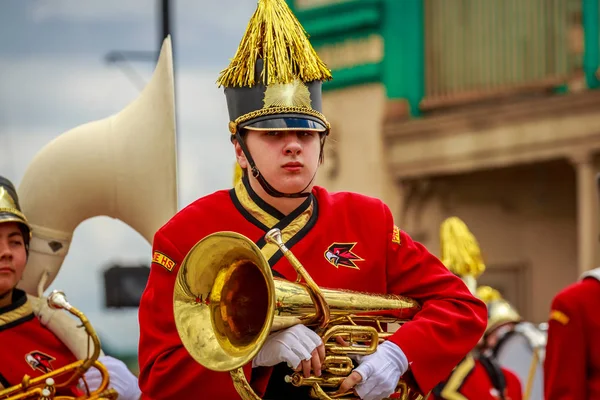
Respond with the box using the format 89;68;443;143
235;131;321;199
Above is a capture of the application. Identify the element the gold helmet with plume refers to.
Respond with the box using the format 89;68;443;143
440;217;521;334
440;216;486;293
476;285;521;335
0;176;32;248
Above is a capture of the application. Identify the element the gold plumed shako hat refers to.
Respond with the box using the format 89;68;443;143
0;176;32;244
476;286;522;335
219;0;332;136
440;217;486;294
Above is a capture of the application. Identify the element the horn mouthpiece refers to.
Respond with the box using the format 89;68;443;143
47;290;71;311
265;228;287;252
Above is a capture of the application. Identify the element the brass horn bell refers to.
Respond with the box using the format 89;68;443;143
174;229;423;400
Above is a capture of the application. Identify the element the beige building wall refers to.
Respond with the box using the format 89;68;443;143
317;84;402;214
399;162;578;323
315;78;600;324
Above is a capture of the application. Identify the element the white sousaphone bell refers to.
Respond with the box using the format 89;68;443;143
17;36;178;297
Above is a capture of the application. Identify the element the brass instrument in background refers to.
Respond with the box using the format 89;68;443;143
0;291;118;400
2;34;176;400
174;228;424;400
17;36;177;297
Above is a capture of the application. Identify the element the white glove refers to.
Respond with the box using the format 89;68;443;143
353;341;409;400
252;324;323;369
81;355;141;400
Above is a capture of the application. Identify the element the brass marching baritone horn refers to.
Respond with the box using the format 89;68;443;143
174;228;424;400
0;291;118;400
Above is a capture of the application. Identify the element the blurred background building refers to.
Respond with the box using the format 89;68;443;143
294;0;600;324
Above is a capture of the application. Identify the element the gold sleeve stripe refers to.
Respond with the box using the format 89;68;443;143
392;226;401;244
440;353;475;400
549;310;570;325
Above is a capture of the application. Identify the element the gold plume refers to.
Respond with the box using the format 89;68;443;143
476;285;503;304
440;217;486;279
217;0;332;88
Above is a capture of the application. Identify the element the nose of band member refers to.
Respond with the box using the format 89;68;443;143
283;134;303;156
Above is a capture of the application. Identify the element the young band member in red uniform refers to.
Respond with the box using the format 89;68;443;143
432;353;523;400
432;218;523;400
544;267;600;399
137;1;487;399
456;286;522;400
0;176;140;399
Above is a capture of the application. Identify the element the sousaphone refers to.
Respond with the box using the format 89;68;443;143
0;36;178;399
17;37;178;297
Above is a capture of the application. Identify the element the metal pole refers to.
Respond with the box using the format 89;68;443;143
159;0;180;206
161;0;172;48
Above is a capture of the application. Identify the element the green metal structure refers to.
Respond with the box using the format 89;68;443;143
288;0;598;116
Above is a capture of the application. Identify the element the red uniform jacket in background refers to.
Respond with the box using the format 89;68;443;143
0;289;82;396
432;354;523;400
544;274;600;399
138;181;487;399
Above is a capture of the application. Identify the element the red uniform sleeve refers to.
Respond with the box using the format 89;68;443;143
383;207;487;393
504;368;523;400
543;288;587;400
138;229;254;400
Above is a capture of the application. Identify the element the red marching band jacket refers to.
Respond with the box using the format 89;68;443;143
544;270;600;400
0;289;82;397
138;181;487;399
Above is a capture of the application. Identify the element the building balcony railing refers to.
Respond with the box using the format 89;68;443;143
422;0;583;110
290;0;600;116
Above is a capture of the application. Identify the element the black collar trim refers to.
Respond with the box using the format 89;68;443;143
242;175;286;220
0;289;27;314
229;189;270;232
267;198;319;269
255;194;313;249
0;289;35;332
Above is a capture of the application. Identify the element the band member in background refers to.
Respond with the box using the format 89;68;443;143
476;286;522;356
137;1;487;399
544;267;600;399
0;176;140;399
432;217;522;400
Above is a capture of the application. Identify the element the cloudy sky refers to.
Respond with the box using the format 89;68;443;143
0;0;260;354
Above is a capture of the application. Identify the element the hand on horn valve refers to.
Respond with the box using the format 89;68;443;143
252;324;326;378
336;341;409;400
80;355;142;400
